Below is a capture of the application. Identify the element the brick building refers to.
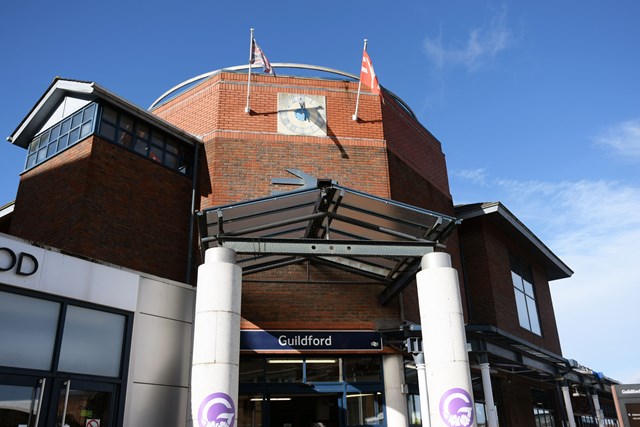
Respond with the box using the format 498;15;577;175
0;65;618;427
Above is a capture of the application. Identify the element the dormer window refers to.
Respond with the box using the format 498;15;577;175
510;255;542;335
25;102;97;170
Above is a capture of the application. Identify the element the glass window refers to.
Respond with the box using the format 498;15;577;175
265;359;303;383
24;103;97;171
58;305;126;377
0;291;60;370
344;357;382;382
305;358;340;382
240;359;264;383
511;255;542;335
96;104;192;175
347;392;383;426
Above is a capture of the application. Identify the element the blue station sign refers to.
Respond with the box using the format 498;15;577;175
241;330;383;352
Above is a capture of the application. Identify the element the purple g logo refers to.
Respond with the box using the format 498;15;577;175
197;392;236;427
439;388;474;427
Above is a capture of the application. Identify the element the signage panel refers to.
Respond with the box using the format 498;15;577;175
241;330;383;352
613;384;640;427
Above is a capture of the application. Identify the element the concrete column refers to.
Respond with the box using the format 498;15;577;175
191;247;242;427
412;352;431;427
591;392;605;427
561;385;577;427
417;252;476;427
478;363;498;427
383;353;410;427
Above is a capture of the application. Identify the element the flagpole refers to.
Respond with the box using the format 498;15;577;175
245;28;254;114
352;38;367;121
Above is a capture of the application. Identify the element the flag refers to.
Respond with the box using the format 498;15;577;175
251;39;275;75
360;50;380;95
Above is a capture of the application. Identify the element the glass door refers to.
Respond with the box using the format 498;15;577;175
51;379;116;427
0;374;48;427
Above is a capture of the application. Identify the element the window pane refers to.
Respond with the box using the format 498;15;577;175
50;124;61;140
118;130;132;148
265;359;303;383
58;134;69;150
151;133;164;148
305;358;340;382
100;122;116;140
0;291;60;370
61;117;72;134
80;121;93;138
514;289;530;330
58;305;126;377
165;139;178;155
164;153;178;169
71;111;83;128
133;138;148;155
26;154;36;169
240;359;264;383
344;357;381;382
150;146;163;162
527;296;542;335
102;106;117;124
37;148;47;163
28;137;39;154
41;130;51;145
347;392;383;425
511;271;524;291
136;124;149;140
83;103;96;121
523;279;534;297
120;115;133;132
46;141;58;157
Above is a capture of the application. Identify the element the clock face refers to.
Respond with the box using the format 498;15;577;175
277;93;327;136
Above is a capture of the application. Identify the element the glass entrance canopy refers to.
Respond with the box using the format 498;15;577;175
198;179;458;304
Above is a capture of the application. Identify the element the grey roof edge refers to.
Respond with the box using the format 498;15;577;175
8;77;203;149
455;202;573;280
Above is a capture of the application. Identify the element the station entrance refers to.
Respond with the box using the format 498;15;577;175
238;356;385;427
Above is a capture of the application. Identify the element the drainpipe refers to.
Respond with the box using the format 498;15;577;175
185;141;200;285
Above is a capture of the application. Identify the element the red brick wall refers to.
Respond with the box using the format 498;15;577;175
10;135;193;282
458;216;562;354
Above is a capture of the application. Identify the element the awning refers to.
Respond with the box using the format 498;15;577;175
197;178;458;304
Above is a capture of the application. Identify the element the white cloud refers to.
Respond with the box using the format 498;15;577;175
424;7;513;71
454;168;488;185
495;179;640;383
594;119;640;161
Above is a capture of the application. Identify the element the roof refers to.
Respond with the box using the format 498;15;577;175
198;175;458;305
7;77;202;149
455;202;573;280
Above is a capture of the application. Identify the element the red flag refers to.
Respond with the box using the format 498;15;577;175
360;50;380;95
251;39;275;75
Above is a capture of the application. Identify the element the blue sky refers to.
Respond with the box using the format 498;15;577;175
1;1;639;383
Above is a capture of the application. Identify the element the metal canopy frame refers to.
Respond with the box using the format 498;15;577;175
198;180;458;304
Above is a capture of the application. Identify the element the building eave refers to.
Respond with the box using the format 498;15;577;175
456;202;573;280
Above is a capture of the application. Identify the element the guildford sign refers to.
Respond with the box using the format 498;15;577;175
240;330;383;352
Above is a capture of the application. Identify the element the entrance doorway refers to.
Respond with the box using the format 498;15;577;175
269;394;340;427
0;374;117;427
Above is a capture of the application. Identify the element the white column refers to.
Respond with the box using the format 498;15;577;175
383;354;410;427
591;392;605;427
191;247;242;427
561;385;577;427
412;352;431;427
479;363;498;427
417;252;476;427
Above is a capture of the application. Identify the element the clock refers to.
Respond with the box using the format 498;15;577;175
277;93;327;136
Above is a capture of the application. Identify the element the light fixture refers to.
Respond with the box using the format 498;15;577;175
250;397;292;401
